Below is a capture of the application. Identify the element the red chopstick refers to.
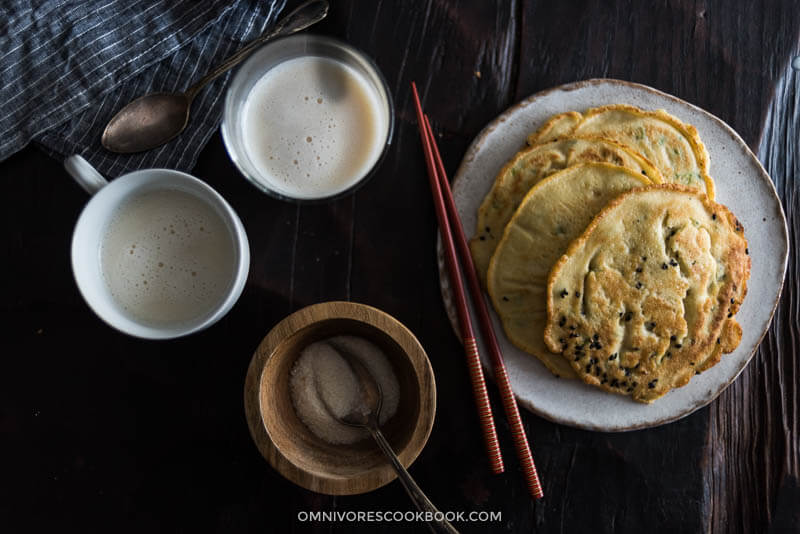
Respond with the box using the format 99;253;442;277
410;83;505;475
423;114;544;500
410;81;544;499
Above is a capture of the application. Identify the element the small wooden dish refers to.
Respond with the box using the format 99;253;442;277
244;301;437;495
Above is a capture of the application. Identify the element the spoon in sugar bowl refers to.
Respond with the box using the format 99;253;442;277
324;341;460;534
101;0;329;154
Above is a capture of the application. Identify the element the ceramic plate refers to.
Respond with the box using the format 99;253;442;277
439;79;788;431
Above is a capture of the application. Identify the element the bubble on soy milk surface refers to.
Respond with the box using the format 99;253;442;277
100;189;237;327
241;56;388;199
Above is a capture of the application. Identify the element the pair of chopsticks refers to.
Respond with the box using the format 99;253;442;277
410;82;544;500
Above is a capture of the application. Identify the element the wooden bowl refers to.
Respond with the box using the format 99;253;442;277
244;301;436;495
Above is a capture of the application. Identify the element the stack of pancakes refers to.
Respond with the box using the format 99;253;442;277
469;105;750;403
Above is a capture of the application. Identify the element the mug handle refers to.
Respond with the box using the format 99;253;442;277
64;155;109;195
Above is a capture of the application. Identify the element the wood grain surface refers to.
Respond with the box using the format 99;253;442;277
0;1;797;533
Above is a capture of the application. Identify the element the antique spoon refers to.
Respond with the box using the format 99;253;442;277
101;0;329;154
324;341;460;534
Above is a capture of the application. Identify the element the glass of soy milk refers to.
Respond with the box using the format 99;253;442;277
222;35;394;202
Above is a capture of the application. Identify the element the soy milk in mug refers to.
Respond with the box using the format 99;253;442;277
100;189;237;327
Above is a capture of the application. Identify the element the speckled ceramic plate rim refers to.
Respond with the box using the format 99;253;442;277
439;78;789;432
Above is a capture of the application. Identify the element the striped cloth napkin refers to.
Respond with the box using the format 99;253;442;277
0;0;285;176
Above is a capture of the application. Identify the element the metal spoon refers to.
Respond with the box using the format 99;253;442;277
101;0;329;154
324;341;460;534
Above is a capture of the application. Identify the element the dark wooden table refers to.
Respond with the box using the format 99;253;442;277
2;1;798;532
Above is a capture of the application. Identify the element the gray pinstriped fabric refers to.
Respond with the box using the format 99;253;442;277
0;0;285;175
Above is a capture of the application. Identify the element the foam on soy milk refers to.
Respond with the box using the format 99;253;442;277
100;189;236;327
241;56;388;199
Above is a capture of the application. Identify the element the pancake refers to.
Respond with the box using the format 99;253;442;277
527;105;714;198
487;163;650;378
544;185;750;402
696;317;742;375
470;136;661;287
527;111;582;145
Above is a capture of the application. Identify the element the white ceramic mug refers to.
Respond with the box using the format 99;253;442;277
66;155;250;339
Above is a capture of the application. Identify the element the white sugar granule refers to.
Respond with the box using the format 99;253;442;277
289;335;400;444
